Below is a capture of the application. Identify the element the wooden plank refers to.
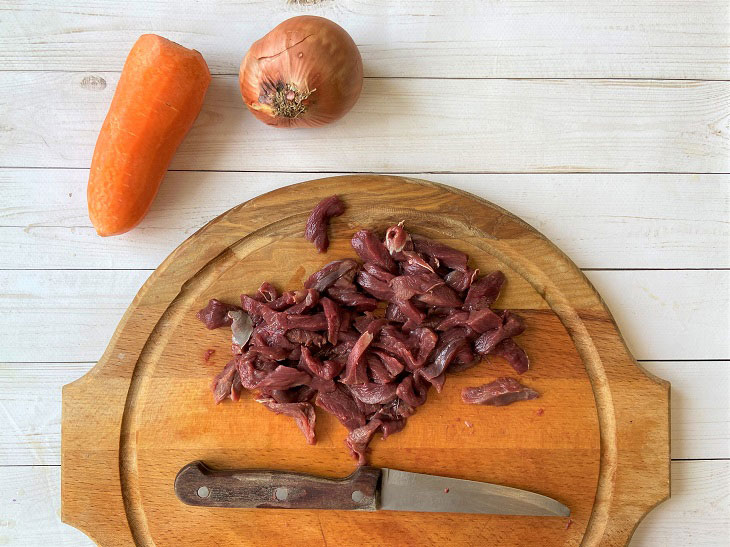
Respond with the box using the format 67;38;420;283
585;270;729;362
0;1;727;79
1;170;728;269
0;363;93;466
1;461;725;546
641;362;730;460
0;269;726;363
1;73;728;173
1;361;724;466
0;465;94;546
630;461;730;546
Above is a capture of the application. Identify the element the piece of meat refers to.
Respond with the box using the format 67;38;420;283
349;382;398;404
412;234;468;271
341;319;388;385
385;302;407;323
345;419;383;465
257;281;278;303
379;417;406;439
304;259;359;292
399;250;435;275
357;270;394;300
257;398;317;444
249;345;289;361
211;360;238;403
309;376;337;394
408;327;439;365
197;299;240;329
282;313;328;332
390;274;444;300
367;353;394;384
319;296;340;345
326;286;379;311
299;346;342;380
492;337;530;374
396;375;429;407
393;298;425;325
461;377;539;406
372;349;405;377
375;326;419;370
255;365;311;390
269;290;311;311
444;268;479;292
421;336;469;380
315;385;366;431
363;261;396;283
436;308;501;333
463;270;506;311
417;369;446;393
294;385;318;402
353;397;381;418
414;284;462;308
285;329;327;347
236;352;270;390
351;229;397;273
259;388;297;404
448;346;479;373
240;294;268;323
474;311;525;355
384;223;411;256
283;289;319;315
305;195;346;253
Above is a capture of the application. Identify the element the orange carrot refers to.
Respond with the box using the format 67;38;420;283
87;34;210;236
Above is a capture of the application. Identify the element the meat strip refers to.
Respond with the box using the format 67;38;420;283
305;195;346;252
461;377;539;406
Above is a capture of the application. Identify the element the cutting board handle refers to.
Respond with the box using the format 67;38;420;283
175;461;381;510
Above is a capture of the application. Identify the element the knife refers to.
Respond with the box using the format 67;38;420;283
175;461;569;517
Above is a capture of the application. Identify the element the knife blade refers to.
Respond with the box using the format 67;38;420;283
175;461;569;517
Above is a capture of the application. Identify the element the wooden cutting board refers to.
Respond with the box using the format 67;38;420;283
61;175;669;546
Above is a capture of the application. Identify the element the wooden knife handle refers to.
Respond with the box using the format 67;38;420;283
174;461;381;510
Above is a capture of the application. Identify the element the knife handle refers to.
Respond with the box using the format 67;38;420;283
175;461;381;511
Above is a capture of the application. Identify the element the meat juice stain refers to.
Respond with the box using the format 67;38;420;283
536;408;544;416
204;349;216;364
565;519;573;530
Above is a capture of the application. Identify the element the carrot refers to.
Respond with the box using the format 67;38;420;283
87;34;210;236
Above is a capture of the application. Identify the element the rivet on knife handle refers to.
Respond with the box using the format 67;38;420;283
174;461;381;510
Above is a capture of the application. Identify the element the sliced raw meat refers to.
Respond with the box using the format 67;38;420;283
258;398;317;444
351;229;397;273
197;299;240;329
463;270;506;311
461;377;539;406
304;259;358;292
305;195;345;252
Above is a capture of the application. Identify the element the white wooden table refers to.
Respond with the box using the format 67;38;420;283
1;1;728;545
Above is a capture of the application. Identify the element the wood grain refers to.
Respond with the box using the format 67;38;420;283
60;175;668;546
2;269;726;363
2;169;728;269
1;0;727;79
1;361;725;466
2;73;728;173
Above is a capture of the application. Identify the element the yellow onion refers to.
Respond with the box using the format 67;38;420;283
239;16;363;128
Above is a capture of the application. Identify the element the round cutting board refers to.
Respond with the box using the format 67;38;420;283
61;175;669;546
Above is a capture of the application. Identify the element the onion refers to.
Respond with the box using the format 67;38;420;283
239;16;363;128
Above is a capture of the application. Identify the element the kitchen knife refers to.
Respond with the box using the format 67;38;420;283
175;461;569;517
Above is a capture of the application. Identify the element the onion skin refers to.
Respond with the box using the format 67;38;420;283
239;16;363;128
